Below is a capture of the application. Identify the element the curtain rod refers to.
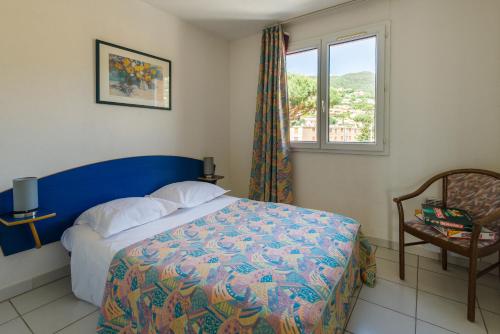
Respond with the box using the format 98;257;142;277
266;0;367;29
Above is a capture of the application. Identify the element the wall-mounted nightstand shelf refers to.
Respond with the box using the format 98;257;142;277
0;210;56;249
197;175;224;185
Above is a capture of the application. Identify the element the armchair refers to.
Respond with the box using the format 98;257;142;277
393;169;499;322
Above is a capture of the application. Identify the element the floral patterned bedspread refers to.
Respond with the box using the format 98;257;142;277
97;199;376;334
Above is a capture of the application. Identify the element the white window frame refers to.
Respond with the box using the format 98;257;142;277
287;22;390;155
286;39;321;149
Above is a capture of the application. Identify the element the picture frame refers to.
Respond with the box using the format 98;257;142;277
96;39;171;110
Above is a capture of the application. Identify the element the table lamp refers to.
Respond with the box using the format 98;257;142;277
203;157;215;177
13;177;38;218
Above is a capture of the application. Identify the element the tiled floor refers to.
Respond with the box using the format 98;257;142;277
0;246;498;333
346;247;500;334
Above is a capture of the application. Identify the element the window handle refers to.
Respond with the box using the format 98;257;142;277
321;100;326;113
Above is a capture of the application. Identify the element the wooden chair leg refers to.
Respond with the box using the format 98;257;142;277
467;255;478;322
441;248;448;271
399;229;405;280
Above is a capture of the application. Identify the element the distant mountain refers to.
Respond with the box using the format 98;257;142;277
330;71;375;94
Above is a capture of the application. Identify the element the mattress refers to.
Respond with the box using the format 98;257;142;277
94;198;376;333
61;195;239;306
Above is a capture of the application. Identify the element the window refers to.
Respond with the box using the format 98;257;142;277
286;23;389;154
286;46;320;147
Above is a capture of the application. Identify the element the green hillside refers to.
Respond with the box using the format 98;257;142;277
287;71;376;120
330;71;375;95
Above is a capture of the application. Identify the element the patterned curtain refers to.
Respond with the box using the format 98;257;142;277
248;25;293;204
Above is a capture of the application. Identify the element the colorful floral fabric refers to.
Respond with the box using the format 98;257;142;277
249;25;293;204
359;237;376;287
97;199;376;333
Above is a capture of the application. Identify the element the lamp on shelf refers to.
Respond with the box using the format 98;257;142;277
198;157;223;184
203;157;215;177
12;177;38;218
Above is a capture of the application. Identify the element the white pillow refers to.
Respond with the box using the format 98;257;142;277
149;181;229;208
75;197;179;238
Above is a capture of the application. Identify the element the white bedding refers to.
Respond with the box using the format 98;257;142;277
61;195;239;306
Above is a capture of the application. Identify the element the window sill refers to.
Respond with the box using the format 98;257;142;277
290;146;389;156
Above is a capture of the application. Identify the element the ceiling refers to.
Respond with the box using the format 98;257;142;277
142;0;354;40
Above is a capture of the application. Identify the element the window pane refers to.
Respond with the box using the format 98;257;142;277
328;37;376;143
286;48;318;143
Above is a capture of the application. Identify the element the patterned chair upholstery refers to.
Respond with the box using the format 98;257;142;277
447;173;500;230
394;169;500;322
404;173;500;250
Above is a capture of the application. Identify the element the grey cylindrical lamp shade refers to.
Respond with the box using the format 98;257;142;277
203;157;215;176
13;177;38;214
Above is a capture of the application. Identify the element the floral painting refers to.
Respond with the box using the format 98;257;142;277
108;54;163;99
96;40;171;110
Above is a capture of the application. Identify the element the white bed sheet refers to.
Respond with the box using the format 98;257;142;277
61;195;239;306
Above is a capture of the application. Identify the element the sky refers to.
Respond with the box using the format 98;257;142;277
286;36;376;76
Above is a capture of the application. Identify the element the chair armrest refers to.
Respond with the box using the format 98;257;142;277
474;208;500;226
393;185;433;203
393;174;445;203
393;192;419;203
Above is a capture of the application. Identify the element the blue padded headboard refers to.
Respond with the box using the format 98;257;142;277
0;156;203;256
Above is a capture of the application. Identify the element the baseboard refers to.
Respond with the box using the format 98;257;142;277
0;265;70;302
367;236;498;275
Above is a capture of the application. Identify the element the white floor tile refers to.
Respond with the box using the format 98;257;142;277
11;276;72;314
377;257;418;288
477;272;500;291
359;278;416;316
0;301;18;325
418;269;468;303
419;256;469;280
416;320;456;334
476;284;500;315
376;247;418;267
417;291;486;334
346;299;415;334
23;294;97;334
482;310;500;334
56;311;99;334
419;256;499;291
0;318;32;334
480;255;500;274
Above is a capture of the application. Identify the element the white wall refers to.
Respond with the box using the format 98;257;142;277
0;0;229;293
229;0;500;246
2;0;499;295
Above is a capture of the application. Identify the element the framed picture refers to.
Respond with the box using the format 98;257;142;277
96;40;171;110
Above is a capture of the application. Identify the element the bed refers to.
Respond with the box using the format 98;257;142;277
62;195;376;333
62;196;239;307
